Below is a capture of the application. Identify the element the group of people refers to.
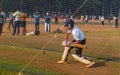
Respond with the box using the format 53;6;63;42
100;16;119;28
0;8;53;36
33;11;52;33
12;10;51;35
79;15;119;28
1;9;27;36
12;10;27;35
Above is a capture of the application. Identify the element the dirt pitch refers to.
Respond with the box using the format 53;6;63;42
0;18;120;75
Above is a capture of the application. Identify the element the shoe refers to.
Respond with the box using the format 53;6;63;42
57;60;67;64
86;62;95;68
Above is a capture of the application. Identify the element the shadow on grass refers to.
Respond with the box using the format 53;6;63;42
95;57;120;62
92;57;120;68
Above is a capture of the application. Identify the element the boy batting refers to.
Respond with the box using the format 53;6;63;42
57;19;95;68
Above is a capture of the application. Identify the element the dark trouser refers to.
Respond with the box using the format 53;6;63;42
55;20;58;25
35;23;39;31
101;21;104;26
13;21;21;35
115;21;118;28
21;21;26;35
65;38;86;61
0;23;3;35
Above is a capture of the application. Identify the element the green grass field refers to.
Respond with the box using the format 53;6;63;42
0;18;120;75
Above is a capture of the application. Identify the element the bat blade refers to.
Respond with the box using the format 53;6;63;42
72;44;87;49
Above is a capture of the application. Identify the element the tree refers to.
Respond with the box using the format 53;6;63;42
0;0;119;17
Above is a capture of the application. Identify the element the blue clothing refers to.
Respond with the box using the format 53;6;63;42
44;15;51;23
34;14;40;24
0;15;4;24
0;11;5;24
0;11;6;35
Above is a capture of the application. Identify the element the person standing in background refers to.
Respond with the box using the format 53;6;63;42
13;9;21;35
114;16;119;28
80;15;84;22
21;11;27;35
0;8;6;35
54;14;58;25
44;12;51;32
100;16;104;27
85;15;88;24
33;11;40;32
7;12;14;31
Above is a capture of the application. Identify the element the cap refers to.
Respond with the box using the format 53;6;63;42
46;12;49;15
36;11;39;15
64;19;74;28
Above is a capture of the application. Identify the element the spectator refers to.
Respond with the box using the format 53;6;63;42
114;16;119;28
85;15;88;24
21;11;27;35
100;16;104;27
0;8;6;35
33;11;40;35
7;12;14;31
54;14;58;25
44;12;51;32
108;15;113;23
13;9;21;35
33;11;40;31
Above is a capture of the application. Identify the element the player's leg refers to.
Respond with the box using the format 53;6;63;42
22;21;26;35
73;38;95;67
75;38;86;56
35;23;37;31
48;23;50;32
65;47;73;61
0;23;2;35
58;40;75;64
21;21;24;35
57;47;70;64
37;23;39;31
72;54;95;68
8;20;11;31
11;20;14;29
24;22;26;35
44;23;47;32
13;22;17;35
17;21;21;35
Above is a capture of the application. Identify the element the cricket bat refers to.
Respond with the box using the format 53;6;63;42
72;43;87;49
26;31;35;36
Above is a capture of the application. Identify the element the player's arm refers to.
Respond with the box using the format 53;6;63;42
13;12;16;20
65;32;70;46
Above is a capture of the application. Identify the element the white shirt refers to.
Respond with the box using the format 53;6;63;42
101;16;104;21
68;25;85;41
9;14;13;20
0;11;6;17
13;11;21;21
